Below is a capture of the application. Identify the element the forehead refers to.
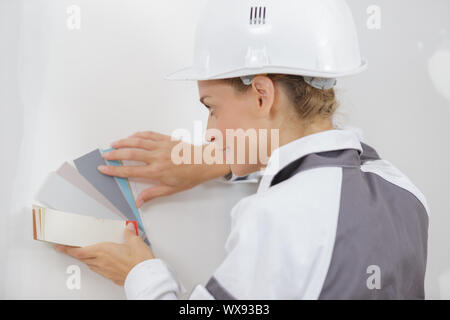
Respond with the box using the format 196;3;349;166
197;80;233;100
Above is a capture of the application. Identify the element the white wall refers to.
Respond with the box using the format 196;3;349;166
0;0;449;299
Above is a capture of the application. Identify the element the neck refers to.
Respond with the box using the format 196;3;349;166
277;117;334;148
255;117;334;172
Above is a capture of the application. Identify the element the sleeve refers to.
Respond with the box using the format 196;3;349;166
216;170;263;184
124;258;186;299
124;257;217;299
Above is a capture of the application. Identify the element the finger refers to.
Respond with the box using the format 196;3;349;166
101;149;151;162
80;257;99;266
87;264;106;277
98;164;148;178
85;260;123;285
113;280;124;286
136;185;174;206
55;245;98;260
87;264;101;273
54;245;78;255
54;244;77;251
124;222;139;242
129;131;171;141
110;138;158;151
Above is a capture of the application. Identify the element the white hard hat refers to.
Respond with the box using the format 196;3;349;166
165;0;367;89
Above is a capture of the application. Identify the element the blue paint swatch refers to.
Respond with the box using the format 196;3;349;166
101;148;145;231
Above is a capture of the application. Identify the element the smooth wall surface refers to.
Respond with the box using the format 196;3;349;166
0;0;449;299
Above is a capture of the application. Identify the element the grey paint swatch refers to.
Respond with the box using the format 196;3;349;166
56;162;125;220
74;149;136;221
36;172;121;220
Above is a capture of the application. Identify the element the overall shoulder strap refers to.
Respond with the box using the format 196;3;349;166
269;143;380;188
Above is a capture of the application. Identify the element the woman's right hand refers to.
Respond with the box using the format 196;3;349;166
98;131;231;208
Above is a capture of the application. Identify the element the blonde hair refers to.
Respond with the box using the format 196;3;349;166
225;74;338;120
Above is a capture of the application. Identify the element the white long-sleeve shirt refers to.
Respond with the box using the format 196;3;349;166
124;128;429;300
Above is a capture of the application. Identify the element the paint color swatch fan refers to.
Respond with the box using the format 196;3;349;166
32;148;149;247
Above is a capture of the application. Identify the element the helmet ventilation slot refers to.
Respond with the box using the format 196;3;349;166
250;6;266;25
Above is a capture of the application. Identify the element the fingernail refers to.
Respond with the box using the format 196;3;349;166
136;199;143;208
101;152;109;159
111;141;118;148
126;222;136;231
98;165;108;172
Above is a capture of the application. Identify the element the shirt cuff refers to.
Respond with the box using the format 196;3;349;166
217;171;263;184
124;258;186;300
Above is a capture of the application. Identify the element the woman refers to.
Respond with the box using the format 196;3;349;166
55;0;429;299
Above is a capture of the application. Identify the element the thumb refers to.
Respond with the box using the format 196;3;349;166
136;184;173;207
124;222;138;241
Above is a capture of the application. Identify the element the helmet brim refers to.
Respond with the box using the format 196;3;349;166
165;59;369;81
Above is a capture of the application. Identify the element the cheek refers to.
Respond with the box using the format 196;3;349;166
222;102;253;129
215;113;239;147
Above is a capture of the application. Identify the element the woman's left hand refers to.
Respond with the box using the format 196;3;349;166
54;223;155;286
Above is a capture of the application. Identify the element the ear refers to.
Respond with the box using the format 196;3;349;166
251;75;276;117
